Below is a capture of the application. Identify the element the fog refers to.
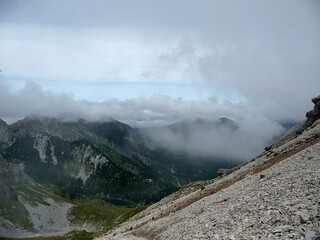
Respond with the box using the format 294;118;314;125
143;117;286;162
0;78;293;161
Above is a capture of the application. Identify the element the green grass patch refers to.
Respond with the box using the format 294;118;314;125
0;230;94;240
68;199;148;233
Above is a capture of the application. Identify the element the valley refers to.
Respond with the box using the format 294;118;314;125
0;116;246;238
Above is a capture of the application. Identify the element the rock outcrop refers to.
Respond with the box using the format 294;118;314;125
302;95;320;130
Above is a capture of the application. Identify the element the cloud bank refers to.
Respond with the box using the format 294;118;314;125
0;78;245;126
0;78;290;160
144;117;285;161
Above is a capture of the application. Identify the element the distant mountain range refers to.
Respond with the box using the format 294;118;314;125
0;116;246;205
0;116;242;237
0;116;172;204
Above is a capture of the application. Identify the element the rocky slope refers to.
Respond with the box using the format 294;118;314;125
97;96;320;240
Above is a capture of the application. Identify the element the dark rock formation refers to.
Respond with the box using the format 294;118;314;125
302;95;320;130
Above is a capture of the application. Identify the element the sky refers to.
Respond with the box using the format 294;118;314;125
0;0;320;127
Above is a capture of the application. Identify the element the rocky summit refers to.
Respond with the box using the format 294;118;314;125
97;97;320;240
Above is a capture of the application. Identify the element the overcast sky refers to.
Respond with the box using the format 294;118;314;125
0;0;320;126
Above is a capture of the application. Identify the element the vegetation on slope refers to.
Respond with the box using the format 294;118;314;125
68;199;148;233
0;230;94;240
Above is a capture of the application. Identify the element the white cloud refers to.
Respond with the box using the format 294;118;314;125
0;77;308;162
145;115;284;161
0;78;245;125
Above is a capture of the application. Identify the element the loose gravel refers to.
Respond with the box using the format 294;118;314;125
98;142;320;240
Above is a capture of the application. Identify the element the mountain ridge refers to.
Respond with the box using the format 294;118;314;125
0;115;241;205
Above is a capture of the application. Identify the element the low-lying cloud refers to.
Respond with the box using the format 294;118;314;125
1;78;302;126
0;78;300;161
144;117;285;162
0;78;244;125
